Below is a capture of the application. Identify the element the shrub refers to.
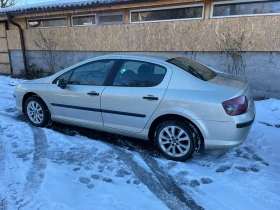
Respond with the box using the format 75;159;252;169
14;64;46;79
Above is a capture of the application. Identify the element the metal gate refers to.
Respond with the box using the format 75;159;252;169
0;21;11;75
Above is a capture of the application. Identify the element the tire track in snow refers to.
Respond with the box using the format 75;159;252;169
141;155;204;210
49;121;204;210
0;112;48;209
0;124;5;173
0;124;8;210
0;116;25;210
121;140;204;209
0;111;25;122
1;112;202;209
113;146;190;210
18;122;48;209
23;126;48;192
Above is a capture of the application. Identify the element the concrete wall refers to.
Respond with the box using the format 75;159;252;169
183;51;280;99
10;50;280;99
10;50;110;74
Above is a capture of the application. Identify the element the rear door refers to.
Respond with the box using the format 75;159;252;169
101;59;172;132
46;59;117;126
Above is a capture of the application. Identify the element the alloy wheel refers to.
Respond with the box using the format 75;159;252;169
27;101;44;124
158;126;190;158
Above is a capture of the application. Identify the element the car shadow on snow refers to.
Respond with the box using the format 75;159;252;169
50;121;165;159
49;121;221;162
2;109;270;171
2;108;227;162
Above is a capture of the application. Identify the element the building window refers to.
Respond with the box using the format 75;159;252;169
27;17;67;29
97;12;124;25
212;1;280;18
72;14;96;26
71;12;124;26
130;4;204;23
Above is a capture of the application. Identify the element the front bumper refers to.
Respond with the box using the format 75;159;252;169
14;87;25;113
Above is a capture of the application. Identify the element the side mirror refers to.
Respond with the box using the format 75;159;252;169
57;78;66;89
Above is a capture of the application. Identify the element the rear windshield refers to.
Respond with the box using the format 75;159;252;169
167;57;216;81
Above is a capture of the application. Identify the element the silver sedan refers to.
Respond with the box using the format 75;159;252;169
14;54;255;161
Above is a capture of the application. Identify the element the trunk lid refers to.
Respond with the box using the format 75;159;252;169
208;72;247;90
208;72;252;104
208;72;255;118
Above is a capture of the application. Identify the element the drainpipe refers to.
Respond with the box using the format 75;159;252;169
6;12;28;76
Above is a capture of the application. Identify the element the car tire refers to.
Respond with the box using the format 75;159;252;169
155;120;195;161
24;96;50;127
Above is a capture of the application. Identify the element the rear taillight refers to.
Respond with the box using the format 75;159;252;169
222;96;248;116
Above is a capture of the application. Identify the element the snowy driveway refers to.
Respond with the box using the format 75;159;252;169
0;76;279;210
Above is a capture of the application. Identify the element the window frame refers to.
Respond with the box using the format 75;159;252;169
71;14;97;27
27;16;68;29
97;12;124;25
130;4;204;24
167;57;217;81
110;59;168;88
52;69;74;85
211;0;280;19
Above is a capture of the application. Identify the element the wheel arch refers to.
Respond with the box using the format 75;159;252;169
148;114;205;150
22;92;49;114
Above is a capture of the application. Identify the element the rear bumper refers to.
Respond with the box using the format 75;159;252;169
202;121;253;150
197;100;255;150
204;139;246;149
236;117;254;128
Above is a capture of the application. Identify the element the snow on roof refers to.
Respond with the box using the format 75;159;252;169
0;0;129;14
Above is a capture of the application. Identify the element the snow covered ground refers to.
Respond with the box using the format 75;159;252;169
0;75;279;210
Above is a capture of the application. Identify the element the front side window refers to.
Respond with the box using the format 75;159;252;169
68;60;116;86
113;60;167;87
212;1;280;17
53;70;73;84
131;5;203;23
167;57;216;81
27;17;67;28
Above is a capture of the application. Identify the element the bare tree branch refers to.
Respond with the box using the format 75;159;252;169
34;30;58;74
1;0;17;8
218;29;247;76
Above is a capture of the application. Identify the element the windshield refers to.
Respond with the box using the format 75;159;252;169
167;57;216;81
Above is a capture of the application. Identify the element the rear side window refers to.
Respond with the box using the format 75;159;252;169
167;57;216;81
113;60;167;87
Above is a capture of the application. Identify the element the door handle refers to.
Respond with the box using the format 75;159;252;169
143;96;158;100
87;91;99;96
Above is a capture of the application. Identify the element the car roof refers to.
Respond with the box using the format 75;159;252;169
95;53;175;62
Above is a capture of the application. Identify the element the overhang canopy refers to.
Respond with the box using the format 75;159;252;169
0;0;151;17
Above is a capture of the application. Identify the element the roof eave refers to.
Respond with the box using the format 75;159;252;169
0;0;151;18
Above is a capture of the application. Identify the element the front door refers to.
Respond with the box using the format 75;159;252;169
101;59;172;132
47;59;117;126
